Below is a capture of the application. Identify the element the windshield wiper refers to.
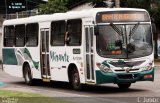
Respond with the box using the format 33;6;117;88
110;23;123;36
110;23;124;44
129;22;140;42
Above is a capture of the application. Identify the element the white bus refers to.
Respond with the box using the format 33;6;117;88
2;8;154;90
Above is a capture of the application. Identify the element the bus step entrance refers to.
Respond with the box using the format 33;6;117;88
42;78;51;82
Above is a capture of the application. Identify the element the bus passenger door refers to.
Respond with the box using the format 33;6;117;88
40;28;51;81
85;26;95;82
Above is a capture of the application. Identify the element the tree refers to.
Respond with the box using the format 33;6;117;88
150;1;160;26
66;0;83;8
88;0;114;8
121;0;151;9
120;0;160;25
38;0;68;14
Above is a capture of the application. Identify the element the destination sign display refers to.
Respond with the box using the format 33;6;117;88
96;11;150;23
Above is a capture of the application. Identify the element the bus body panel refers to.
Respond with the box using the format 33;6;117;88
24;47;41;79
3;65;23;77
2;47;41;79
49;46;85;83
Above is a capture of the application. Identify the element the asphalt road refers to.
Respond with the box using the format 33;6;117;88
0;66;160;103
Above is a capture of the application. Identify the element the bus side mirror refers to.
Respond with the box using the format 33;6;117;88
94;25;99;35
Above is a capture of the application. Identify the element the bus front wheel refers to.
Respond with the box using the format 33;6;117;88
71;69;82;90
24;64;34;86
117;83;131;89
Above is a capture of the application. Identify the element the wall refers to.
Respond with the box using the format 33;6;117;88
70;3;92;11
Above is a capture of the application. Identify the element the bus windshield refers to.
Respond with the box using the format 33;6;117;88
96;24;152;59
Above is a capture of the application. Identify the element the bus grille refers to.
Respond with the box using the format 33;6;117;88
109;60;145;67
115;69;139;72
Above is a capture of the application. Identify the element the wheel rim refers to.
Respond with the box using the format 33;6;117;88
25;70;30;83
25;67;31;84
73;73;80;88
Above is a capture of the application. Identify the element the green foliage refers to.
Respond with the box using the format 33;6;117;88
150;8;160;27
38;0;68;14
121;0;151;9
0;90;43;97
0;90;72;103
120;0;160;27
67;0;83;8
87;0;114;8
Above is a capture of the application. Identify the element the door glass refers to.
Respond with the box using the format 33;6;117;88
42;54;46;75
41;31;45;52
85;28;89;53
46;31;49;52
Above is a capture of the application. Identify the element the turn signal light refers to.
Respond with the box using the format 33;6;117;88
111;50;122;55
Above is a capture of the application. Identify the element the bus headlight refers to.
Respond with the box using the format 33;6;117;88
142;62;152;71
96;63;112;73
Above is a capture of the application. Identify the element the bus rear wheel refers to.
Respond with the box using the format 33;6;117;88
24;64;34;86
71;69;82;90
117;83;131;89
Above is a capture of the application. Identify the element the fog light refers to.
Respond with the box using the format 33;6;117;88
144;74;153;78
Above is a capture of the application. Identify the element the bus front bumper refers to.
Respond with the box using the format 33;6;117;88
96;67;154;84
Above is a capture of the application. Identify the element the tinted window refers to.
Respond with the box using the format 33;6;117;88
26;23;39;46
67;19;82;46
15;24;25;47
4;26;15;47
51;21;65;46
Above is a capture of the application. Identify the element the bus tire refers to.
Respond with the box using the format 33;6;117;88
71;69;82;90
117;83;131;89
24;64;34;86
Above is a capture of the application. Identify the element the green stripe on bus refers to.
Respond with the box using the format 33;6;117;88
24;48;39;70
3;49;18;65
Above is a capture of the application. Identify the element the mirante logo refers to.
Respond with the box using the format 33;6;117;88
50;51;69;62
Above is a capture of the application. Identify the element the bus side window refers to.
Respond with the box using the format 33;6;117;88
66;19;82;46
15;24;25;47
4;26;15;47
51;21;65;46
26;23;39;47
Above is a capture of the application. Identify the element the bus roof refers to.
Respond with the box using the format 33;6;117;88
3;8;148;26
